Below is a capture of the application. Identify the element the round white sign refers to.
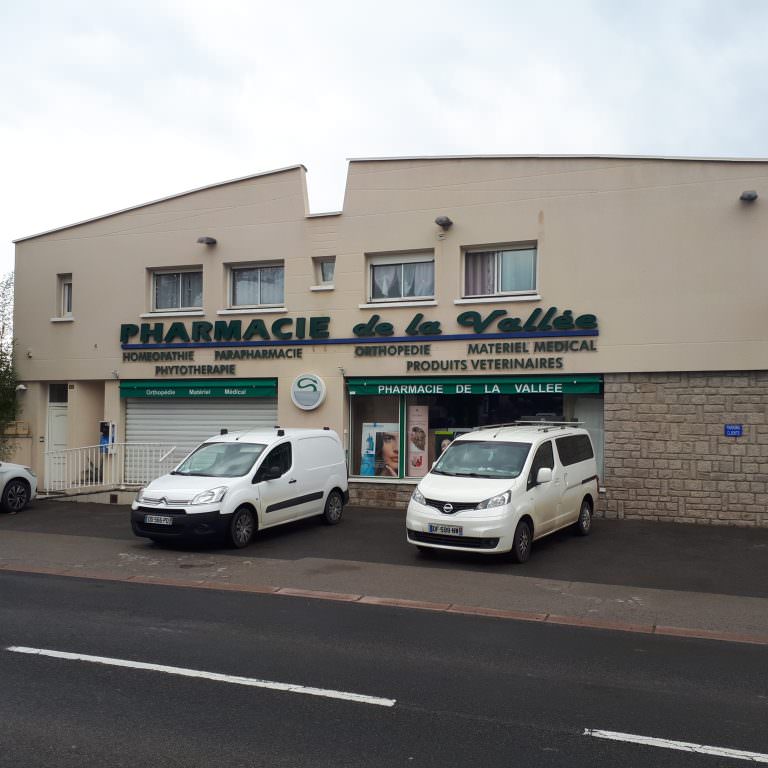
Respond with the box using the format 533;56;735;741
290;373;327;411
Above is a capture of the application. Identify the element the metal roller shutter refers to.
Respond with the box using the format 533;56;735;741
125;398;278;467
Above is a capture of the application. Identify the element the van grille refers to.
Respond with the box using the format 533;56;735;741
424;498;478;515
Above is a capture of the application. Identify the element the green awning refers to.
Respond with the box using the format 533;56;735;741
120;379;277;399
346;375;601;396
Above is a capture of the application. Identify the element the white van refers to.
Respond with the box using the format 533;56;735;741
131;427;349;548
406;423;598;563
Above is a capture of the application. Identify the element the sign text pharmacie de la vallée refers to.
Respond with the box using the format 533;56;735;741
119;307;599;375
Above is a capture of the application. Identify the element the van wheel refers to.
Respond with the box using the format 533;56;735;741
511;520;532;563
228;506;256;548
322;490;344;525
575;498;593;536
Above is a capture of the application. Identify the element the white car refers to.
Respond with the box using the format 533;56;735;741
406;424;598;563
131;428;349;548
0;462;37;514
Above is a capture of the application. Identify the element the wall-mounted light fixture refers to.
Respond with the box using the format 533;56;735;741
197;236;217;245
434;216;453;230
739;190;758;203
15;384;27;392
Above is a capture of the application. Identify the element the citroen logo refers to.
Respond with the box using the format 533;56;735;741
442;503;453;514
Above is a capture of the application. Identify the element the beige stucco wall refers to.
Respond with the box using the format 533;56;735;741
11;156;768;489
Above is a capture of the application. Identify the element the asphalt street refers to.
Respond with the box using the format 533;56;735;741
2;499;768;598
1;571;767;768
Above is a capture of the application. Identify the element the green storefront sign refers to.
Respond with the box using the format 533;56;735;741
120;379;277;399
347;375;601;396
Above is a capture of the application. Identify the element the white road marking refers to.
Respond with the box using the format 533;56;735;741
7;646;396;708
585;728;768;763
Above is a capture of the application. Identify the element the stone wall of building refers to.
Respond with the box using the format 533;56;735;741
603;372;768;527
349;482;414;510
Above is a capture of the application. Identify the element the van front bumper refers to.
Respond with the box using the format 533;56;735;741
405;502;514;554
131;507;229;540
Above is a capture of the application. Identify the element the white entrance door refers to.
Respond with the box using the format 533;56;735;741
46;405;69;489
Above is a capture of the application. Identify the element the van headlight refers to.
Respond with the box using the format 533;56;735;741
476;490;512;509
411;487;426;505
135;487;147;503
191;486;228;505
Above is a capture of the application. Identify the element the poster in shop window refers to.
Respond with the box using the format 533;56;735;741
406;405;429;478
360;423;400;477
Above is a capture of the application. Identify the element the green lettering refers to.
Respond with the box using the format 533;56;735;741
140;323;164;343
271;317;293;340
309;316;330;339
214;320;242;341
191;321;213;341
164;322;190;343
243;319;270;340
120;324;139;344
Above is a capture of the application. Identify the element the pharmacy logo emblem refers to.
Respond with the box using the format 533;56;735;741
290;374;326;411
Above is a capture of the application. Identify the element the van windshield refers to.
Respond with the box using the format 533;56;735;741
432;440;531;479
173;442;267;478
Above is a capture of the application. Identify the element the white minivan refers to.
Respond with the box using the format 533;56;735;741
406;424;598;563
131;427;349;548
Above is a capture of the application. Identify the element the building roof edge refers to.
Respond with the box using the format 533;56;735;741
13;164;307;243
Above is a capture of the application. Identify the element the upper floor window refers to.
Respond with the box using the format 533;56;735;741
318;257;335;285
58;274;73;317
231;263;284;307
310;256;335;290
368;251;434;303
464;245;537;298
153;269;202;311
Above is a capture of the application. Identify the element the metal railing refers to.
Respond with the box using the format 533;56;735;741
43;443;177;492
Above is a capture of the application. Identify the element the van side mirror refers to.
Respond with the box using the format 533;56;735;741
536;467;553;484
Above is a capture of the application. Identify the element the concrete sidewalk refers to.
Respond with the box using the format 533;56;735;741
1;501;767;645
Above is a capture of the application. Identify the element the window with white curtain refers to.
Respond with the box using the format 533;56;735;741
231;264;285;307
152;270;203;311
368;252;434;302
464;245;537;298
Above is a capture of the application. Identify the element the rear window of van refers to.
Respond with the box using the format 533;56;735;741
555;434;594;466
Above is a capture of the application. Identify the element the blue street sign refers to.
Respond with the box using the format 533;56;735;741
724;424;743;437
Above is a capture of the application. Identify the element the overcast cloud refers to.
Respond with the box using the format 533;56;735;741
2;0;767;275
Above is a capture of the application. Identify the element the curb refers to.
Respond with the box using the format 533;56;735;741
3;564;768;647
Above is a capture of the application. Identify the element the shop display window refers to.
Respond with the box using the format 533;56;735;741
350;396;399;476
350;390;568;479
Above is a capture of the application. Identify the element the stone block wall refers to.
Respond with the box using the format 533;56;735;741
603;372;768;527
349;482;414;510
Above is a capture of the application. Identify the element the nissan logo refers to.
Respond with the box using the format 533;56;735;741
442;503;453;514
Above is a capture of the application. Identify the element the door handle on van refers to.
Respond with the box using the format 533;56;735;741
289;478;297;484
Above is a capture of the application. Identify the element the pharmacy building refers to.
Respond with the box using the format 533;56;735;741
11;155;768;527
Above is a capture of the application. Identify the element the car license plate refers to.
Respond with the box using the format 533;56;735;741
144;514;173;525
428;524;463;536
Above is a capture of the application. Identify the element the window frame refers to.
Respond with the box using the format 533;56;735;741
58;274;73;317
228;261;285;309
366;250;435;304
151;268;203;312
313;257;336;286
462;243;538;299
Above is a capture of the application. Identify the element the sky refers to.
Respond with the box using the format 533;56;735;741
2;0;768;277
